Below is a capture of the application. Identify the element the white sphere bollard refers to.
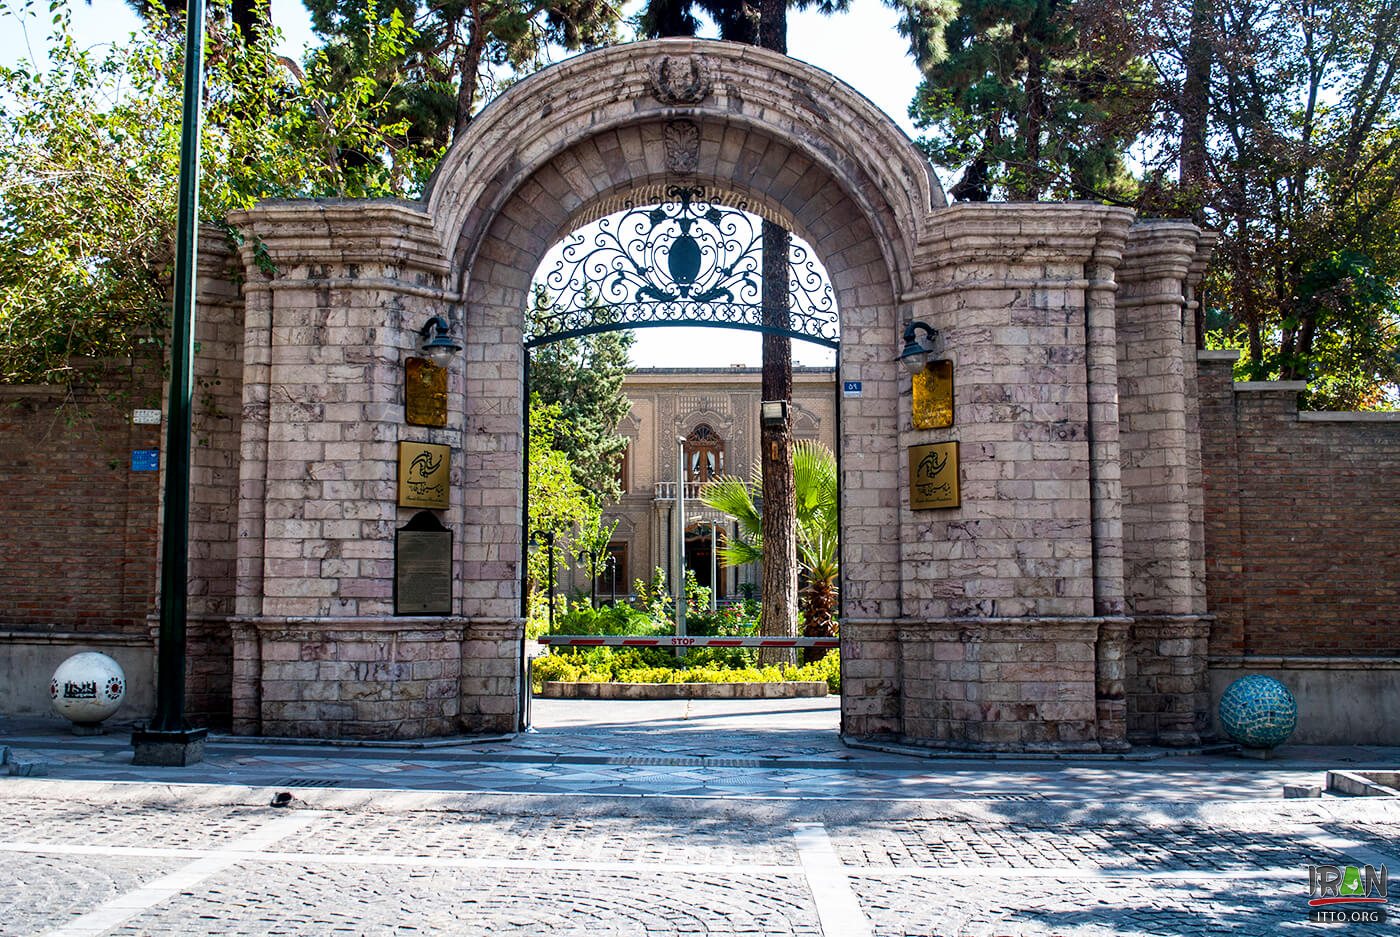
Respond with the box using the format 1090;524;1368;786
50;652;126;734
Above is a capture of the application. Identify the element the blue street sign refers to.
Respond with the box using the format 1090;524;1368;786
842;380;862;397
131;449;160;472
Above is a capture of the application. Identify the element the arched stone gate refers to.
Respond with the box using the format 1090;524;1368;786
217;39;1214;750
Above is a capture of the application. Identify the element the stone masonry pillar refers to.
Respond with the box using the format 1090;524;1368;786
224;201;518;739
895;203;1135;753
1116;222;1212;746
1086;217;1132;751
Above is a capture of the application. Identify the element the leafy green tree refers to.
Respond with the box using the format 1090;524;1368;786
526;289;634;502
906;0;1156;201
0;0;438;383
526;395;604;622
699;440;839;644
1181;0;1400;407
303;0;619;144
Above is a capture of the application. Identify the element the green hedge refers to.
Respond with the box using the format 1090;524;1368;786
531;647;840;694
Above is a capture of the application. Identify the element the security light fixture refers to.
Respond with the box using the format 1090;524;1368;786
898;321;942;374
419;315;462;365
760;400;789;428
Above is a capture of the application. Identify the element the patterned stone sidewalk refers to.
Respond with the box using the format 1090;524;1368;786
5;698;1392;804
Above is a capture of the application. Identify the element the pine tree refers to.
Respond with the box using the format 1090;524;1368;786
907;0;1155;201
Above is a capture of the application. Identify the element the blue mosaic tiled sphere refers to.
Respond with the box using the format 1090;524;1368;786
1218;675;1297;749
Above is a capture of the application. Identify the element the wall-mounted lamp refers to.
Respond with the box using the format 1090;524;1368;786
898;321;943;374
418;315;462;366
759;399;790;428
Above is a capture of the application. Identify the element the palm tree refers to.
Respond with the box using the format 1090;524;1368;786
700;440;839;650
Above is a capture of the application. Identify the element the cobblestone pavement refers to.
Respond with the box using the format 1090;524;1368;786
1;700;1398;936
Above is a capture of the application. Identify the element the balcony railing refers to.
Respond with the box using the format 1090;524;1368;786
653;481;708;501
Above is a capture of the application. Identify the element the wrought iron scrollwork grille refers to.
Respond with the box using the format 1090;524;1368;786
525;186;839;348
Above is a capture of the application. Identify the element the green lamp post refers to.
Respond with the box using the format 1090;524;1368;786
132;0;209;766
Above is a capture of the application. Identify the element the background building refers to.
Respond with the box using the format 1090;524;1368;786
568;366;837;603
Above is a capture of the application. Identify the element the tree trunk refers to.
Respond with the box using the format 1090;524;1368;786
753;0;797;666
454;6;486;139
759;0;786;53
759;219;797;666
1179;0;1213;220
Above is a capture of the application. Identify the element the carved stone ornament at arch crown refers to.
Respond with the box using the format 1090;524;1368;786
646;54;713;106
664;120;700;175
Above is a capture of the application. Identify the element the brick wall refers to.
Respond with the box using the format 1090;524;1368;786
0;361;163;632
1200;356;1400;657
0;231;244;727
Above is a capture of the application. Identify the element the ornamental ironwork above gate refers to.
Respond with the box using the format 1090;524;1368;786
525;186;839;348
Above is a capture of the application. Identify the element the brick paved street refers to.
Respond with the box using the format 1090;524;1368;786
1;699;1397;936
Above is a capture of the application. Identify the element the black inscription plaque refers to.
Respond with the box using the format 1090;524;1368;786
395;511;452;615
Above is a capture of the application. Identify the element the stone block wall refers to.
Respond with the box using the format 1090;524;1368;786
898;619;1103;751
183;231;247;726
890;204;1141;752
231;618;465;738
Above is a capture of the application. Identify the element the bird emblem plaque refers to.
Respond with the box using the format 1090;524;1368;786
909;441;960;510
397;441;450;510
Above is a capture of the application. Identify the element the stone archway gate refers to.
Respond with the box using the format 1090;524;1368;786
196;39;1214;750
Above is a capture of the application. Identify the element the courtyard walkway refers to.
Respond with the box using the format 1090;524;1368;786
1;700;1397;935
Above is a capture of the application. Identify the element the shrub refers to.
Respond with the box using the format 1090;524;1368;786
554;601;668;636
531;648;840;693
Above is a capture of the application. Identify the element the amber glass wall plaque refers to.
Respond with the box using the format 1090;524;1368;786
912;360;954;429
909;441;960;509
398;441;450;510
405;357;448;427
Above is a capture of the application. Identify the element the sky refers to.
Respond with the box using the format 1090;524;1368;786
0;0;930;367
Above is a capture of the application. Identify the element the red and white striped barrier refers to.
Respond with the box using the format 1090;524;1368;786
537;634;839;648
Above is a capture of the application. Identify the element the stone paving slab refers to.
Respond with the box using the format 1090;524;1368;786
269;811;800;865
0;854;186;936
0;799;279;850
102;865;823;936
0;782;1397;937
849;873;1395;937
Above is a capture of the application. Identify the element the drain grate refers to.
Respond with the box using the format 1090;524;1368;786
603;756;767;768
271;777;344;788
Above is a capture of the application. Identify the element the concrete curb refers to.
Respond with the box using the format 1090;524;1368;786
1327;770;1400;797
841;736;1239;763
4;777;1399;828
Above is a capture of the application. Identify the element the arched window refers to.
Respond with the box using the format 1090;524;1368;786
684;423;725;482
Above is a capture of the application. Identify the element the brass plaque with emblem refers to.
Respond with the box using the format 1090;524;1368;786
398;441;450;510
912;359;954;429
909;441;960;510
395;511;452;615
405;357;448;427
